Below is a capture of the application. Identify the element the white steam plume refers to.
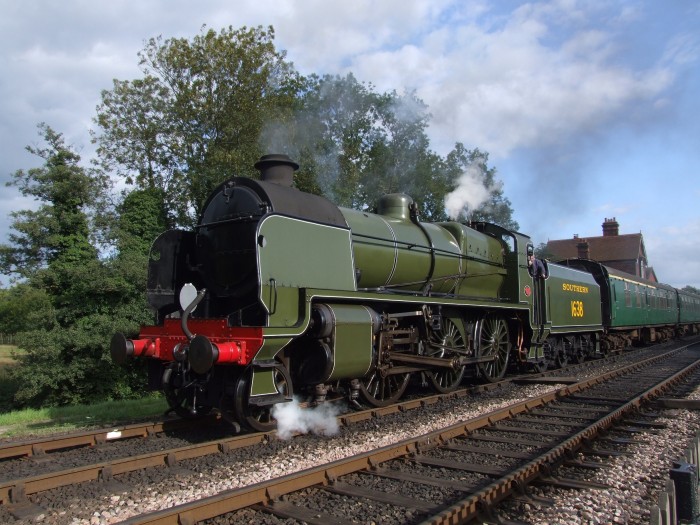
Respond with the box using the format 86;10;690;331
444;161;494;220
271;397;341;440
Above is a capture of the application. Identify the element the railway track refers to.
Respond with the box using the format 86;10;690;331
116;342;700;524
0;340;670;462
0;340;697;523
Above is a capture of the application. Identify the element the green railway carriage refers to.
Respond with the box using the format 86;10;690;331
678;288;700;332
605;267;678;335
559;259;689;347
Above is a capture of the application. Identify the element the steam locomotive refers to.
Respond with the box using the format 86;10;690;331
111;154;700;431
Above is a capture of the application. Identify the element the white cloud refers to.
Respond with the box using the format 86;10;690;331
646;221;700;289
0;0;699;290
345;2;676;158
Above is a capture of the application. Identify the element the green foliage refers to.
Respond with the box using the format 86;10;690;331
0;285;55;335
115;187;169;255
0;345;21;412
94;25;304;227
444;144;519;231
278;74;453;220
1;125;155;409
2;24;523;412
0;124;108;280
291;74;386;207
534;242;555;259
682;285;700;295
9;306;150;408
94;25;519;229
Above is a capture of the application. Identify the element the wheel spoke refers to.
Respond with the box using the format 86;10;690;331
426;317;467;393
360;370;410;407
162;363;212;419
476;315;510;382
232;367;287;432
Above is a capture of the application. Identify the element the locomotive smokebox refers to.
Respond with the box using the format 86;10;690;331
254;154;299;187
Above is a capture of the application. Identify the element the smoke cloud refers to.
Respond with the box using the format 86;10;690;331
271;397;342;440
444;161;495;220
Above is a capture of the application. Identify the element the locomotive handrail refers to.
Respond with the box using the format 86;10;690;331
357;285;516;303
357;270;508;291
351;231;463;259
195;214;262;229
268;278;277;315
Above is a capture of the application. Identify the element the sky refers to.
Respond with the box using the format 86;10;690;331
1;0;699;289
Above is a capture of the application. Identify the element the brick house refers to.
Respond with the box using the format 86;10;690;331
544;218;657;283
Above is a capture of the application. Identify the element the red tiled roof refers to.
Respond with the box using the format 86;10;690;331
546;233;646;263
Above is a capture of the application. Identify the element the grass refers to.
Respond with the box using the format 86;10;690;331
0;344;169;438
0;396;169;439
0;344;23;365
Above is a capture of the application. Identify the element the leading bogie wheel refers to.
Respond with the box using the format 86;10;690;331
232;367;288;432
162;363;212;418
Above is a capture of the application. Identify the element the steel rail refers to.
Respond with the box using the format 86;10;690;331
0;431;269;507
0;415;216;461
1;339;683;462
422;347;700;524
116;344;698;525
0;339;693;516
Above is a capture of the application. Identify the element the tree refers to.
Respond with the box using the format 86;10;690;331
0;284;54;335
94;25;304;227
361;90;447;220
443;144;519;231
285;75;448;218
534;242;555;259
0;124;107;284
0;125;156;408
281;73;386;207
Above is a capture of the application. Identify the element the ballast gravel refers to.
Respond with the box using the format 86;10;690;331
6;343;700;525
495;407;700;525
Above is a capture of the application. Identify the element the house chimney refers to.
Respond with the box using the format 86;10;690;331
602;217;619;236
577;239;590;259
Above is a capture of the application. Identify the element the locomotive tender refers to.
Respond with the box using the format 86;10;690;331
111;154;700;431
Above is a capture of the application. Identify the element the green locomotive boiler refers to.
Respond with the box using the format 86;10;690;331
111;154;699;431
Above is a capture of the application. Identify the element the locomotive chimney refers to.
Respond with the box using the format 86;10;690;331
602;217;619;236
254;154;299;187
577;239;590;259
